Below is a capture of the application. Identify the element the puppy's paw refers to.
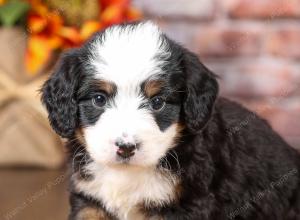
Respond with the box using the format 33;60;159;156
76;207;111;220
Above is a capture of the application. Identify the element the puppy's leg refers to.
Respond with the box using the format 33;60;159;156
74;207;110;220
69;193;113;220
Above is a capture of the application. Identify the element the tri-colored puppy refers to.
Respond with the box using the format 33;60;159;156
42;21;300;220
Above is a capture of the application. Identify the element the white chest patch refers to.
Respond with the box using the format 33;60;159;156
74;163;178;220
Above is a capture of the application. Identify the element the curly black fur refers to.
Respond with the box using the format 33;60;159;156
153;98;300;220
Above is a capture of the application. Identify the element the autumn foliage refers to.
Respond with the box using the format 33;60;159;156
25;0;141;74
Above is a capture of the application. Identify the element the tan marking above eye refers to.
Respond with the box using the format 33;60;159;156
97;80;116;95
144;80;164;98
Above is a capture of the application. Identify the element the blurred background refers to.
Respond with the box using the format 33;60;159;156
0;0;299;219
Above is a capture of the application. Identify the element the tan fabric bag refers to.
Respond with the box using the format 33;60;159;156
0;28;64;169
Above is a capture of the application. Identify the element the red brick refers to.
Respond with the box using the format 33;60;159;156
156;21;198;50
195;28;261;57
266;28;300;59
133;0;216;20
217;64;298;97
225;0;300;19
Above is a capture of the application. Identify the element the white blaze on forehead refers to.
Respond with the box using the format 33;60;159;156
90;22;169;86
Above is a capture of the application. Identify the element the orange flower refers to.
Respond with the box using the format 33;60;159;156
126;7;142;21
101;4;125;26
25;36;52;74
58;27;82;47
100;0;129;9
100;0;141;27
25;0;141;75
80;21;102;41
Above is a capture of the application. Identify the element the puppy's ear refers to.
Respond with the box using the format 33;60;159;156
41;49;82;138
182;50;219;133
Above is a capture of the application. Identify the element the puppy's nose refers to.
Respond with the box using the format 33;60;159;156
115;140;136;158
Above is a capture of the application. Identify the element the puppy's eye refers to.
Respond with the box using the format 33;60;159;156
92;94;107;108
150;96;165;111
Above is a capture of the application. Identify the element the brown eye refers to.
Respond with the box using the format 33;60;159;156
150;96;165;111
92;93;107;108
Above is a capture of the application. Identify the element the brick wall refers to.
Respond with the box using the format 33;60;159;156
134;0;300;148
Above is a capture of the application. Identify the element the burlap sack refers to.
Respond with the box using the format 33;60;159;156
0;27;31;83
0;102;65;168
0;27;65;169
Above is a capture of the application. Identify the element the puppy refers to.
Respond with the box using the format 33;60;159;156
41;21;300;220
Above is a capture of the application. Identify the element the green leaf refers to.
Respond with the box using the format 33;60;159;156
0;0;30;27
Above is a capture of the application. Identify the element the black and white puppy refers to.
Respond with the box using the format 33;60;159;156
42;21;300;220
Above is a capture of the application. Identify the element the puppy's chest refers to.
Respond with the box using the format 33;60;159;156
75;167;178;220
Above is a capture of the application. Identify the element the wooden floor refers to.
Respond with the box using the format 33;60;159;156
0;168;69;220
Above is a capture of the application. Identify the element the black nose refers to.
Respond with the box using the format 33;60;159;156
115;141;136;158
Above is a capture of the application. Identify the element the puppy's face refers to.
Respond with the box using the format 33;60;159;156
42;22;218;168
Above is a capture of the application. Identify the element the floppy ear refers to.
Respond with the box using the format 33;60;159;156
41;50;82;138
182;50;219;133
